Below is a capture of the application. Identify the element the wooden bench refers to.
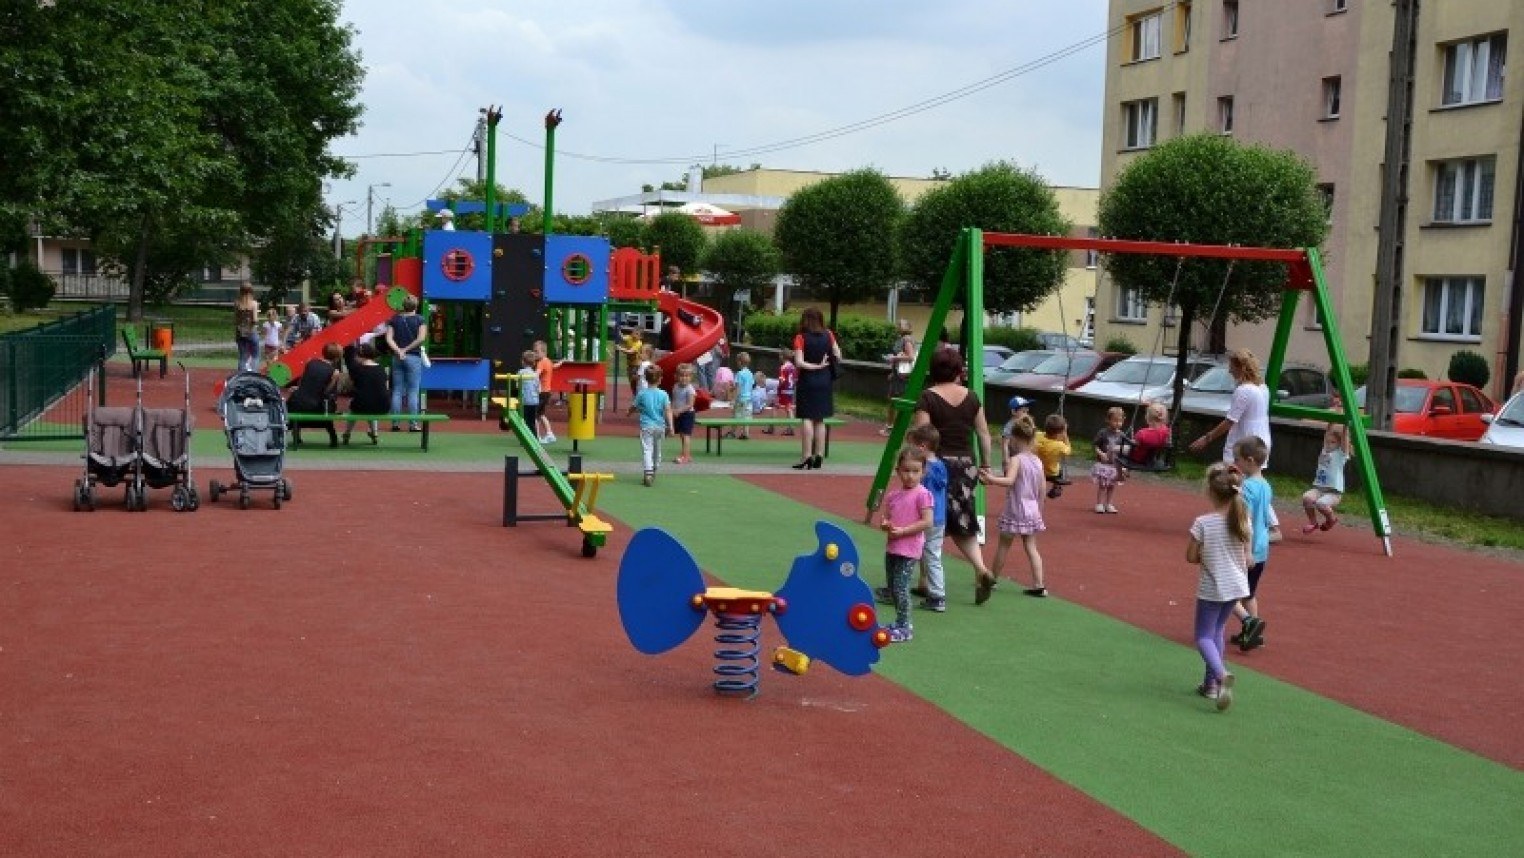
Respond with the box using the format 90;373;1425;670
695;417;846;457
285;412;451;451
121;328;167;378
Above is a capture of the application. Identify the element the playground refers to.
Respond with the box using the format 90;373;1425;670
1;357;1521;856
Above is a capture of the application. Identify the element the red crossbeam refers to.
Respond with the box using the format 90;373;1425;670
981;232;1308;263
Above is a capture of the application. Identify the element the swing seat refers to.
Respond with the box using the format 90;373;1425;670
1125;447;1175;473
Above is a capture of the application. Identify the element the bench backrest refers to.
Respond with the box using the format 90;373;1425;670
122;328;141;351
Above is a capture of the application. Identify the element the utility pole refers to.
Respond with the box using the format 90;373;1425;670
366;182;391;236
474;112;487;184
1368;0;1419;429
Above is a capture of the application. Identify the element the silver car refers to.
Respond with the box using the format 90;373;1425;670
1165;363;1334;416
1479;392;1524;449
1076;354;1221;404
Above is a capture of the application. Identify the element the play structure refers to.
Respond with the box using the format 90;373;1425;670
871;229;1393;555
617;522;890;698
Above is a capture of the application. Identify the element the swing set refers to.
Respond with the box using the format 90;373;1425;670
868;228;1393;556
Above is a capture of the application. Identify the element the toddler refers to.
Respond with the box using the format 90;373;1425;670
259;307;284;367
1001;395;1033;466
1229;436;1279;653
877;445;935;642
1301;421;1350;534
982;414;1047;597
628;365;673;487
775;350;797;434
516;349;541;437
1187;463;1252;711
1126;401;1172;468
729;353;755;438
751;371;770;417
1092;406;1128;514
671;363;698;464
1033;414;1072;499
634;345;655;392
907;425;949;612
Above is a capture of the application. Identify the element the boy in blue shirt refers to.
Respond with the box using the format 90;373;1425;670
728;352;755;439
1230;436;1279;651
629;365;674;487
909;424;950;612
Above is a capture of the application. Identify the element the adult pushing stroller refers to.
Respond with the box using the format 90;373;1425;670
209;371;293;509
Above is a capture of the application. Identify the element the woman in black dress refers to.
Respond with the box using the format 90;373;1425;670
287;343;344;447
343;341;391;445
790;307;842;470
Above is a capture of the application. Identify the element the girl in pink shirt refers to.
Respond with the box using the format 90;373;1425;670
878;446;935;643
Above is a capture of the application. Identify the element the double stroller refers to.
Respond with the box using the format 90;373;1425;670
209;372;293;509
73;365;198;512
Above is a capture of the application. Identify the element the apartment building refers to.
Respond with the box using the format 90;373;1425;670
1100;0;1522;398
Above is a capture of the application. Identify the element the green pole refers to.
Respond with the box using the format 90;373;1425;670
483;106;502;233
543;109;562;235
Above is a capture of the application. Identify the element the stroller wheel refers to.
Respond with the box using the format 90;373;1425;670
273;494;282;510
187;486;201;512
73;481;85;512
208;480;222;503
83;485;96;512
238;491;251;510
170;486;189;512
279;479;293;501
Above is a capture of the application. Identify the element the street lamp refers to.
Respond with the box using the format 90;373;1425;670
366;182;391;236
332;200;358;258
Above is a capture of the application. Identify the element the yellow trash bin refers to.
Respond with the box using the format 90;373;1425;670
567;392;597;441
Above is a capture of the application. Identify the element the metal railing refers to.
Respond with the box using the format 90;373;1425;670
0;305;115;441
48;272;245;306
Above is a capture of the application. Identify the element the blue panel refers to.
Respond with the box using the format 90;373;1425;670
421;358;490;392
617;528;707;655
542;234;610;305
773;522;883;677
422;231;492;301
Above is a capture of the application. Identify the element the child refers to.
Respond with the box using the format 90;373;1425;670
259;307;284;368
711;359;735;404
634;344;655;392
516;350;541;440
671;362;698;465
1092;407;1129;514
533;340;564;444
728;353;755;439
1001;395;1033;466
876;445;935;642
982;414;1048;597
618;327;644;396
1229;436;1279;652
775;349;797;435
906;425;948;612
1301;420;1351;534
1033;414;1071;499
1186;463;1253;711
629;364;673;487
1126;401;1172;468
750;371;770;418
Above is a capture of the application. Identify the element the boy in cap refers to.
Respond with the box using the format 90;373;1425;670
1001;395;1033;466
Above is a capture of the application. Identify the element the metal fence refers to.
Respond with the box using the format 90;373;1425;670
50;272;243;306
0;305;115;441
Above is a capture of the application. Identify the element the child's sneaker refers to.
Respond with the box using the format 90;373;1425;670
888;624;914;643
1094;504;1107;514
1216;673;1235;711
1196;682;1220;700
1047;485;1061;499
543;432;556;444
918;597;947;613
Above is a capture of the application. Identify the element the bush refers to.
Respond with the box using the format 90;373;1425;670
1348;362;1369;386
6;261;55;312
983;326;1042;352
1397;367;1428;380
1103;336;1138;355
1446;349;1490;389
740;312;898;362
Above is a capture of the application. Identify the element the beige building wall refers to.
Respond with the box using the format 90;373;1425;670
705;169;1101;343
1099;0;1524;397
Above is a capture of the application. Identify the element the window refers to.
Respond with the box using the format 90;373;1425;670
1222;0;1239;39
1323;76;1342;118
1172;91;1187;134
1458;386;1487;414
1174;2;1193;53
1330;0;1347;12
60;248;95;275
1432;157;1495;223
1117;285;1147;322
1431;386;1456;413
203;265;225;282
1122;98;1157;149
1442;34;1506;106
1218;96;1235;134
1129;11;1162;62
1085;227;1099;269
1421;276;1484;339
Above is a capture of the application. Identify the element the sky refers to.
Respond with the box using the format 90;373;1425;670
325;0;1111;232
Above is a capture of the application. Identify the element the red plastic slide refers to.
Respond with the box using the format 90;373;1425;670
267;291;397;387
655;291;726;399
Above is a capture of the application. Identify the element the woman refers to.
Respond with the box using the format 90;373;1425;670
1189;348;1271;466
791;307;842;470
912;347;998;604
286;343;344;448
343;341;390;444
326;291;351;322
384;295;427;432
883;319;916;434
232;283;260;373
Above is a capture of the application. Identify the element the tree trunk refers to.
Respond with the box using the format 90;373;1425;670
126;222;150;323
827;298;840;332
1168;306;1196;429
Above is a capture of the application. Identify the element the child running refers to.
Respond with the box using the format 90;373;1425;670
876;445;935;642
1092;406;1129;514
906;424;949;612
629;365;673;487
982;414;1047;597
1301;420;1351;534
1033;413;1072;499
1186;463;1252;711
671;362;698;464
1229;436;1279;652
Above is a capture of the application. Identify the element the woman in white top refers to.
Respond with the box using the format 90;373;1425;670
1189;349;1271;467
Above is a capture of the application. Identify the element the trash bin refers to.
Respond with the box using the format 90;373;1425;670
567;391;597;441
148;321;174;356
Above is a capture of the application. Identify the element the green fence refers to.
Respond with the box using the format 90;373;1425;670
0;305;115;441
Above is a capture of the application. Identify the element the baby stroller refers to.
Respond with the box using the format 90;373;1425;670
73;366;143;511
140;366;199;512
209;371;293;509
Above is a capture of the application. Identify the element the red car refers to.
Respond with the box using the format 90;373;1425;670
999;351;1127;392
1355;380;1497;441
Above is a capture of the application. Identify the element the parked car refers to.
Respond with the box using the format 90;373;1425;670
1354;380;1497;441
1035;332;1083;351
1480;392;1524;449
997;350;1127;392
1075;354;1222;404
985;349;1055;386
982;345;1016;372
1165;363;1334;416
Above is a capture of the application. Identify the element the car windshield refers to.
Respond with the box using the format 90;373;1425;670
997;351;1052;373
1097;359;1173;386
1355;385;1427;414
1187;366;1236;393
1495;396;1524;425
1030;353;1099;376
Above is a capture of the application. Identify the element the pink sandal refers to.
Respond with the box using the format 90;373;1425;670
1301;523;1319;535
1319;515;1339;531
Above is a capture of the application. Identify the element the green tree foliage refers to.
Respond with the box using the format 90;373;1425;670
700;229;779;316
1446;350;1490;390
774;169;903;329
435;178;533;233
641;212;708;274
6;260;56;313
1098;134;1328;410
900;162;1071;319
0;1;363;320
604;217;645;249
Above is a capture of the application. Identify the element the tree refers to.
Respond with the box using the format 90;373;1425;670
1098;134;1328;410
604;217;645;250
641;212;708;275
434;178;533;233
0;1;363;319
701;229;780;323
773;169;903;329
900;162;1071;323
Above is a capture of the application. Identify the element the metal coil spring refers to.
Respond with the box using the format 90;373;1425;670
711;612;762;697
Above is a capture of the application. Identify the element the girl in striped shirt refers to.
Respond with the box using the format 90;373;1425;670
1186;463;1252;711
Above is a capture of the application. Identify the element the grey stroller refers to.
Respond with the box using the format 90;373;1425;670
73;366;142;511
139;366;198;511
209;372;293;509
